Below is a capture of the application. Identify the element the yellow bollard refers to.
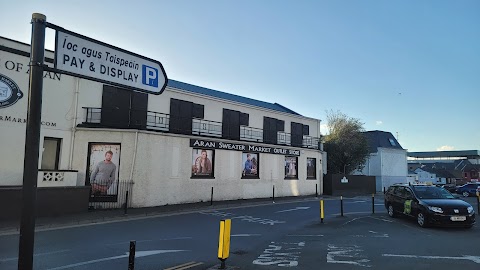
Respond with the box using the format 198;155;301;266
320;200;324;223
218;219;231;269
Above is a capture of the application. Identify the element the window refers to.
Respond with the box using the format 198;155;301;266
389;138;396;146
307;158;316;179
41;137;61;170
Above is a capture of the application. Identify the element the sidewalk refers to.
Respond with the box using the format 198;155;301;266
1;193;384;234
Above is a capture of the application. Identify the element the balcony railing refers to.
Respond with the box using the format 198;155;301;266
192;118;222;137
81;107;320;150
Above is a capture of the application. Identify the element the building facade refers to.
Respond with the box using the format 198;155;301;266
0;36;324;209
357;131;408;191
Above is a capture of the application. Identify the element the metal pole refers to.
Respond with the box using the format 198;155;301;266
128;240;136;270
211;187;213;206
477;195;479;214
315;184;318;198
272;185;275;203
124;191;129;215
18;13;46;270
372;193;375;214
340;195;344;217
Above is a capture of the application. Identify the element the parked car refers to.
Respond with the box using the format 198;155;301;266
385;183;475;228
441;184;457;193
455;183;480;197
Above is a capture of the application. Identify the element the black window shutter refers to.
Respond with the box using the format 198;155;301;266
169;98;193;135
240;113;249;126
192;103;204;119
303;124;309;135
263;117;278;144
291;122;303;147
276;120;285;132
222;109;231;139
101;85;130;128
222;109;240;140
130;92;148;129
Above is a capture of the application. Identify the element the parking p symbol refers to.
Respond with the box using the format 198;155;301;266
142;65;159;87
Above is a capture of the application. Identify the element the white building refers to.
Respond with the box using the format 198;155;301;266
0;36;325;209
357;130;408;191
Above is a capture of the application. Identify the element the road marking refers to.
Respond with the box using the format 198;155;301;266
107;237;192;246
345;201;366;204
287;234;323;237
165;261;204;270
382;254;480;264
327;244;370;267
253;241;305;267
275;207;310;213
46;250;187;270
0;249;70;262
231;234;261;237
199;211;286;226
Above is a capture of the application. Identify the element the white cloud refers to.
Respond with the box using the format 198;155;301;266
437;145;455;151
376;121;383;125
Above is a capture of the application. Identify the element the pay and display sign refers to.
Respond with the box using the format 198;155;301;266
55;30;167;95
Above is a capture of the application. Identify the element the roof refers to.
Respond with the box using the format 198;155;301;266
407;150;480;159
167;79;301;116
363;130;404;153
417;167;458;179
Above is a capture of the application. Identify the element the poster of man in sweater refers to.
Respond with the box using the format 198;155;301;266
87;143;121;201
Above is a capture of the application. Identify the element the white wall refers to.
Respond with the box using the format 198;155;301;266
0;37;324;207
72;129;322;207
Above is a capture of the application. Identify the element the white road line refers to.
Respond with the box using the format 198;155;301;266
0;249;70;262
46;250;188;270
382;254;480;264
287;234;324;237
275;207;310;213
106;237;192;246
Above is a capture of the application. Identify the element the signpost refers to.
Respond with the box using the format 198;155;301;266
18;13;168;270
54;29;167;95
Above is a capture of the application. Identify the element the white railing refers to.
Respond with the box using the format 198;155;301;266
37;170;78;187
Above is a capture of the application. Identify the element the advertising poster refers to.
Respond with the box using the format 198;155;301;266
87;143;121;202
242;152;259;178
285;156;298;179
192;148;214;178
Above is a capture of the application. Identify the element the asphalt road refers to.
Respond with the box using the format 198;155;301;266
0;196;478;270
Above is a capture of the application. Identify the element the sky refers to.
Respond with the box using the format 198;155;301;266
1;0;479;152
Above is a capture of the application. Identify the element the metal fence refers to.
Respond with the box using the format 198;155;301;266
88;180;134;210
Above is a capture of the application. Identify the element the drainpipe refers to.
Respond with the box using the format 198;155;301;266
68;77;80;170
129;131;139;182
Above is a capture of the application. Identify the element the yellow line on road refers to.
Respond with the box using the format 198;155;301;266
164;261;203;270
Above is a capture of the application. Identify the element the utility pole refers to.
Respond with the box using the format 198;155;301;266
18;13;46;270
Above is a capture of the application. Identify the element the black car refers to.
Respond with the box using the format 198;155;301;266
384;184;475;228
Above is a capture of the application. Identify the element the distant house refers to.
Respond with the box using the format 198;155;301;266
413;166;457;185
407;159;478;186
355;130;408;192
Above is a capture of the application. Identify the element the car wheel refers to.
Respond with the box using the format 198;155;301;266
387;204;396;218
462;191;470;197
417;212;428;228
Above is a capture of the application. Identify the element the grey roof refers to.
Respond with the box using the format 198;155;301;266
363;130;404;153
408;150;480;159
418;167;458;179
167;79;301;116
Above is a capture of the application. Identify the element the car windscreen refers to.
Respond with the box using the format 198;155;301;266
412;186;455;199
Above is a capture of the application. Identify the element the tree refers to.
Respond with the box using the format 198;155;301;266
323;110;369;174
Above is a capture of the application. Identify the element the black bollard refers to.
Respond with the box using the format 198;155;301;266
372;193;375;214
211;187;214;206
273;185;275;203
340;196;344;217
316;184;318;197
128;240;136;270
477;195;479;214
